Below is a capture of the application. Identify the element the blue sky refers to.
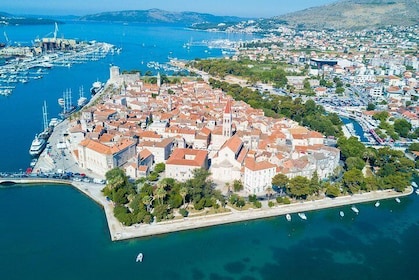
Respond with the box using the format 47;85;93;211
2;0;337;18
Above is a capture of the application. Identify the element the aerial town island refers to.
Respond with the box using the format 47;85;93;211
1;9;418;240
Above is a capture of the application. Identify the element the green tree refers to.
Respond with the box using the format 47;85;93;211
179;186;188;208
342;169;364;194
393;118;412;138
154;185;167;205
366;103;376;111
142;195;153;213
345;157;366;170
325;183;341;198
337;136;366;159
154;163;166;173
287;176;311;199
272;173;289;189
233;179;244;192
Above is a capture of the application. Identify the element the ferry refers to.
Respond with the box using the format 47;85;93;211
351;205;359;214
285;214;291;221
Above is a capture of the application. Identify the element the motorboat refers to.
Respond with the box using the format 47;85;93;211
29;134;47;156
415;189;419;195
411;182;418;188
351;205;359;214
339;211;344;217
58;98;65;107
285;214;291;221
136;252;143;263
395;198;401;203
90;80;103;95
375;201;380;207
298;213;307;220
30;158;38;167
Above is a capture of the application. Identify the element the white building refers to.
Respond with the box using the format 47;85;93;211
166;148;208;182
77;138;137;176
243;157;276;194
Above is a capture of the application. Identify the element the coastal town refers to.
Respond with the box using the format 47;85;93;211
1;15;419;241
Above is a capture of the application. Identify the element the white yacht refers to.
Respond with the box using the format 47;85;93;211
415;189;419;195
285;214;291;221
395;198;401;203
136;253;143;262
29;134;46;156
339;211;345;217
351;206;359;214
375;201;380;207
298;213;307;220
411;182;418;188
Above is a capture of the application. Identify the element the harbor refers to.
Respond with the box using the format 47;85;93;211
0;23;115;96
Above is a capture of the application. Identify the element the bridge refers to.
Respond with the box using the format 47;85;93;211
0;176;72;186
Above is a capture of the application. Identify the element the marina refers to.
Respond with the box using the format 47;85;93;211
0;23;115;96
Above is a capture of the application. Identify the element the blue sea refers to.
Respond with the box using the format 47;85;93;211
0;21;418;280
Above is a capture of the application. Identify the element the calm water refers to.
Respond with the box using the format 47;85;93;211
0;184;418;279
0;22;418;280
0;21;254;172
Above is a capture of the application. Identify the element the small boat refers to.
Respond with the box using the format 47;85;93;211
136;252;143;262
298;213;307;220
285;214;291;221
58;98;65;107
395;198;401;203
351;206;359;214
375;201;380;207
411;182;418;188
339;211;344;217
415;189;419;195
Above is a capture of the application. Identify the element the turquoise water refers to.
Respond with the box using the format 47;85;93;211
0;21;255;172
1;21;418;280
0;184;418;279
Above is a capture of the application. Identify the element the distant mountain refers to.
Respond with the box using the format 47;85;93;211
0;12;60;25
78;9;246;25
277;0;419;30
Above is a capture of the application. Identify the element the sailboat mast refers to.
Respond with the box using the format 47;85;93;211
42;100;48;132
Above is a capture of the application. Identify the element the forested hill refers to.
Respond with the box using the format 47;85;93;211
0;12;60;25
277;0;419;30
78;9;245;25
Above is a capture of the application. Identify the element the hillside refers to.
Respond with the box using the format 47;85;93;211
78;9;245;25
278;0;419;30
0;12;60;25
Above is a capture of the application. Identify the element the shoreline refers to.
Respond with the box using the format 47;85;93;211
0;178;414;241
50;182;418;241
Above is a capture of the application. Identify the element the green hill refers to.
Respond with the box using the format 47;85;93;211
78;9;245;25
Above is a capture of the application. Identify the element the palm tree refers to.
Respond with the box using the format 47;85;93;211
179;186;188;208
154;185;167;205
142;195;153;212
266;186;273;201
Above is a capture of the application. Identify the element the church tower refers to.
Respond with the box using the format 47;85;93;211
222;99;232;138
157;72;161;88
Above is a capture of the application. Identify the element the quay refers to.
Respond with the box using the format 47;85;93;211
0;176;413;241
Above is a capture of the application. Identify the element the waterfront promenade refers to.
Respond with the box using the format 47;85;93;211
0;177;413;241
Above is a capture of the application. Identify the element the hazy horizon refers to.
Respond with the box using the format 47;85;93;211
2;0;337;18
